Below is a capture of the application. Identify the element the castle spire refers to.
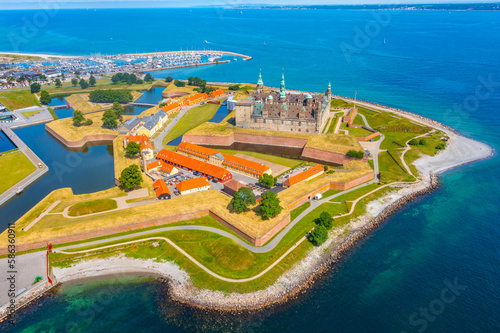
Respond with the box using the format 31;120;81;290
257;69;263;86
280;68;286;100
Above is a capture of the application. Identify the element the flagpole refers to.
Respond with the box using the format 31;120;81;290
354;91;357;108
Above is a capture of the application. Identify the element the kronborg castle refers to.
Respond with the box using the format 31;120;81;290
235;70;332;134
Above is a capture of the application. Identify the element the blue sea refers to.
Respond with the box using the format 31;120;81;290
0;8;499;332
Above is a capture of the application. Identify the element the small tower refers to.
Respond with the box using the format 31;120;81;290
325;82;332;100
256;69;264;94
279;69;286;102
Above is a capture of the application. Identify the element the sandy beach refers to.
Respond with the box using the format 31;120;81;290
48;99;494;310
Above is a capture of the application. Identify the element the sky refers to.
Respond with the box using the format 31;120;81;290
1;0;498;10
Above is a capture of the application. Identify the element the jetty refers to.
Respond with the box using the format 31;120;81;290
0;127;49;207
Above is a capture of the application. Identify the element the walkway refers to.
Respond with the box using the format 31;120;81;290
0;127;49;207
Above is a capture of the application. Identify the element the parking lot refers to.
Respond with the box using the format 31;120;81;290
277;165;311;185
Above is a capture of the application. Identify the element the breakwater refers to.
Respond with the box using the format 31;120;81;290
166;174;439;311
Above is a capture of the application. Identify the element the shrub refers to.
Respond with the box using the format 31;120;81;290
419;139;427;145
409;139;419;145
346;150;364;159
229;84;240;91
436;142;446;150
308;225;328;246
174;80;186;87
165;76;173;82
317;211;334;229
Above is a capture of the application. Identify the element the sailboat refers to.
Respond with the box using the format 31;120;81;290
383;38;386;44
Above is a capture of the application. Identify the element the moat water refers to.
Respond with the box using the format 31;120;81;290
0;8;499;332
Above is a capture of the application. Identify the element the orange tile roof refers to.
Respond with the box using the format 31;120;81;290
210;89;224;98
185;92;208;103
177;141;217;160
153;179;170;198
157;149;231;181
177;142;269;176
146;160;161;171
221;153;270;176
176;177;210;192
160;161;176;173
162;101;181;114
285;165;324;187
125;134;152;151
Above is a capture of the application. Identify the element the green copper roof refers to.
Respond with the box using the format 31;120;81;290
267;95;273;100
306;93;312;99
257;70;263;85
280;69;286;98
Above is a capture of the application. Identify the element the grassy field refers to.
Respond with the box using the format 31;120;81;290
0;54;47;62
216;148;302;169
67;199;118;216
403;149;421;177
21;110;40;118
0;90;40;110
0;151;36;194
348;127;375;138
379;150;415;183
331;99;354;108
46;111;128;143
357;107;430;150
162;103;221;146
290;202;311;221
331;183;382;202
47;80;166;97
412;130;448;156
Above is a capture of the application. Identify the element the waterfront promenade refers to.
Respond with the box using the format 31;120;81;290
0;127;49;207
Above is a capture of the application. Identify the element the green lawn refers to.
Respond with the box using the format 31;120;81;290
357;107;430;150
216;148;302;169
0;151;36;194
379;150;415;183
411;130;448;156
0;90;40;110
290;202;311;221
349;127;376;138
21;110;40;118
162;103;222;146
331;183;382;202
67;199;118;216
331;99;354;108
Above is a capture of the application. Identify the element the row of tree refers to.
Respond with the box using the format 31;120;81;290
346;149;365;159
89;89;133;103
230;187;283;219
111;72;154;85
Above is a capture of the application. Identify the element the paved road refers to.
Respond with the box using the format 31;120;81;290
152;105;194;150
0;251;47;305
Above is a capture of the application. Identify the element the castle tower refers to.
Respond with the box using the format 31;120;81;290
256;69;264;94
325;82;332;99
279;69;286;102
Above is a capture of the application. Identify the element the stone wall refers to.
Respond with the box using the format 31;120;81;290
302;147;365;165
356;132;381;142
45;125;117;148
256;214;291;246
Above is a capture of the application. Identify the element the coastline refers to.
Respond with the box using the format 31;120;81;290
9;95;495;312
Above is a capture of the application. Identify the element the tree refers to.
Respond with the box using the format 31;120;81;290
144;73;154;82
346;150;364;159
88;89;133;103
136;79;144;84
84;118;93;126
111;101;124;120
419;139;427;145
165;76;173;82
55;78;62;88
174;80;185;87
119;164;143;190
30;82;41;93
259;191;282;219
71;78;78;86
409;139;419;146
125;141;142;157
230;187;256;213
39;90;51;105
18;77;25;82
7;76;14;83
308;225;328;246
79;79;89;89
72;110;85;126
39;74;47;80
229;84;240;91
259;173;277;188
317;211;333;229
102;109;118;129
61;73;65;81
89;75;96;87
74;71;81;77
111;73;121;84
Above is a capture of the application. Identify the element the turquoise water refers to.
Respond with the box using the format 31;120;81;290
0;8;499;332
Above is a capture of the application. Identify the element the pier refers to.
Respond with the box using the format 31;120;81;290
128;102;156;107
0;127;49;207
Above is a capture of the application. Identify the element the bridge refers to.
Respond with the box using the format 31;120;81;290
52;105;69;110
128;102;156;107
